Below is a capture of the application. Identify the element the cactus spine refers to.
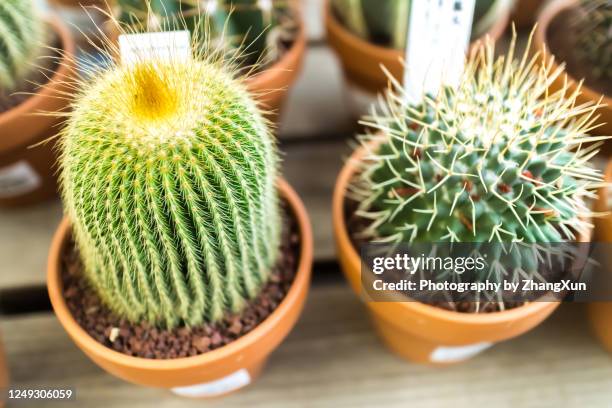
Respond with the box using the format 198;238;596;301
0;0;45;92
575;0;612;80
60;43;280;328
350;33;605;295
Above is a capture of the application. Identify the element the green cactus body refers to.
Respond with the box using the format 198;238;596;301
575;0;612;80
330;0;514;49
60;54;281;328
360;0;408;49
117;0;200;32
0;0;45;92
215;1;267;66
351;35;604;290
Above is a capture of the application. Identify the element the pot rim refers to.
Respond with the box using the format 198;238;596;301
333;143;591;326
534;0;612;107
0;16;76;153
324;0;511;60
47;178;313;370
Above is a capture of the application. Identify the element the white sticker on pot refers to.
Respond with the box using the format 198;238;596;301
119;30;191;66
0;161;41;198
430;342;492;363
404;0;476;103
171;369;251;398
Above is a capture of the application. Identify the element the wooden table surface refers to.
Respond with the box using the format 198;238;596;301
3;283;612;407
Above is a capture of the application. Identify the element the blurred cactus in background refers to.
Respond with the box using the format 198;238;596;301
330;0;514;49
117;0;196;31
60;35;280;328
350;34;605;300
116;0;299;69
575;0;612;80
212;0;298;66
0;0;46;92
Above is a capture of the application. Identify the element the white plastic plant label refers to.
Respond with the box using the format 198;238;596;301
0;161;41;198
119;30;192;65
404;0;476;103
171;369;251;398
430;342;492;363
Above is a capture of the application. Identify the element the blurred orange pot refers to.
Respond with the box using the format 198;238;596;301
0;18;76;207
332;144;591;365
325;0;510;95
535;0;612;136
48;179;313;397
589;161;612;354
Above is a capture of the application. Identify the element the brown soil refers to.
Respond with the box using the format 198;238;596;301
61;205;300;360
547;8;612;96
0;30;61;114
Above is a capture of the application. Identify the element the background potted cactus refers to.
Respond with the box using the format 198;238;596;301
332;34;603;364
535;0;612;137
112;0;306;123
325;0;513;114
47;26;313;396
0;0;76;207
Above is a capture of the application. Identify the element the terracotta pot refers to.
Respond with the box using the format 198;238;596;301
332;144;591;365
105;13;306;125
535;0;612;136
589;160;612;354
511;0;545;29
245;20;306;123
48;179;313;397
594;160;612;243
0;17;76;208
325;0;511;95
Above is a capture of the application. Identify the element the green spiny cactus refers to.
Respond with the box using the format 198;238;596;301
60;47;280;328
212;0;297;67
350;34;605;297
330;0;514;50
117;0;197;32
0;0;45;92
575;0;612;80
117;0;298;69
